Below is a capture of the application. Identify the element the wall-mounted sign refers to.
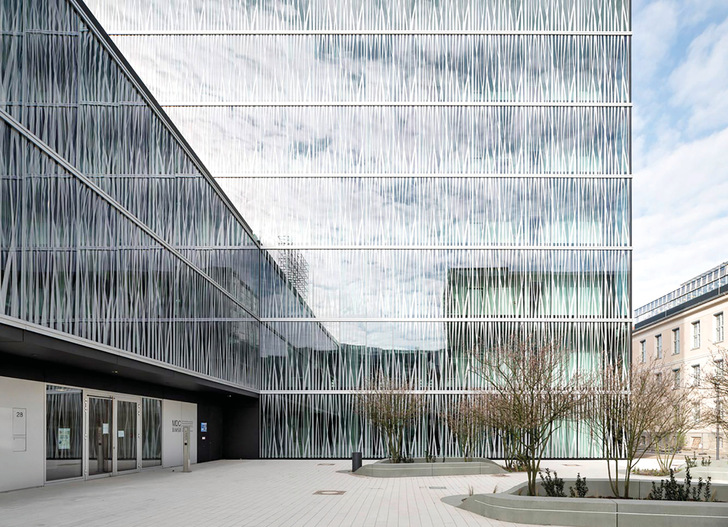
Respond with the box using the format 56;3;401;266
58;428;71;450
102;423;109;435
200;422;207;432
13;408;27;452
118;430;125;438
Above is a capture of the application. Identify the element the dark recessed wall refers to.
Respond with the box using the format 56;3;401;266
0;351;260;461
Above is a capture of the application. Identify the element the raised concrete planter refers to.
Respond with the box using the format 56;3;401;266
355;457;507;477
457;478;728;527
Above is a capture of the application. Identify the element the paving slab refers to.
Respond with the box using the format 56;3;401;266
0;459;616;526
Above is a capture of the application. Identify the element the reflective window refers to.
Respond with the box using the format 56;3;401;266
45;385;82;481
142;398;162;467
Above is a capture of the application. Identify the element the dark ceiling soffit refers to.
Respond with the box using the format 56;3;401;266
0;321;259;398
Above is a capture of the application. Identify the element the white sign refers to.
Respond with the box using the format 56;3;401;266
12;408;26;435
58;428;71;450
13;408;27;452
102;423;109;435
117;430;125;438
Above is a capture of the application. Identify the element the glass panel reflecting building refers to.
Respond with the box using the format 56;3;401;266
3;0;631;460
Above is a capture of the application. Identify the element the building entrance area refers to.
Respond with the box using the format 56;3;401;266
85;394;141;477
46;385;163;482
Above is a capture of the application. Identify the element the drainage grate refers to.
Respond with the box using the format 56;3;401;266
491;474;509;477
429;486;447;490
314;490;346;496
317;463;336;466
563;464;581;466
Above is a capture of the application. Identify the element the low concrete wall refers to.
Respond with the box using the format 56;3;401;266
458;478;728;527
356;458;507;478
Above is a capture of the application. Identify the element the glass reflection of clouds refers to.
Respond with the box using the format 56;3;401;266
84;0;632;458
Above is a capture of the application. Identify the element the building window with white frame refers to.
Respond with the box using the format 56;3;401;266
672;328;680;354
673;368;681;389
656;334;663;358
692;321;701;349
692;364;700;387
716;312;724;343
640;340;646;363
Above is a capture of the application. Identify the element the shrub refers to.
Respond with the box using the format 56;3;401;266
569;473;588;498
539;468;566;497
648;468;712;501
685;453;698;469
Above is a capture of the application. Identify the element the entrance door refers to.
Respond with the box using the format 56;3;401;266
87;396;113;476
115;399;140;473
84;393;142;478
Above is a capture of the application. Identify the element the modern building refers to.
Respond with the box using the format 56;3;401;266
633;262;728;455
0;0;331;491
86;0;631;459
0;0;631;491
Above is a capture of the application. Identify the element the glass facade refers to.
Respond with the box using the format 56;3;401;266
3;0;631;459
0;0;315;394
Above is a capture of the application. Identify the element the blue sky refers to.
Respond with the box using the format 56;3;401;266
632;0;728;306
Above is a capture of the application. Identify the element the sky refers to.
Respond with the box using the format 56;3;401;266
632;0;728;307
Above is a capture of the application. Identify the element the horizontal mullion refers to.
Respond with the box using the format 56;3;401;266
215;173;633;179
109;30;632;36
260;390;628;395
262;245;631;250
161;101;631;108
260;317;632;323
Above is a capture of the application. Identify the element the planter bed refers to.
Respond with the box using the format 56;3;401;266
355;457;507;478
457;478;728;527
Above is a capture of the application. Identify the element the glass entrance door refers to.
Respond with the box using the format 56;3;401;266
85;394;142;478
116;400;139;472
87;397;113;476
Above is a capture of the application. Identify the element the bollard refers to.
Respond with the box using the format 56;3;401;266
183;425;191;472
352;451;362;472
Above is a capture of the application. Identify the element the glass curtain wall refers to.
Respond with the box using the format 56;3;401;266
0;0;268;391
45;385;83;481
142;398;162;467
87;0;632;458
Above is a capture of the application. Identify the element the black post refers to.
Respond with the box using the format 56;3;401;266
352;451;362;472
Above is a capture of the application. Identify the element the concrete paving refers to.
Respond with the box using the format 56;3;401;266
0;459;624;527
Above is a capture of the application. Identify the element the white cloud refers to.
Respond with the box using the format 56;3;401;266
633;127;728;306
669;16;728;135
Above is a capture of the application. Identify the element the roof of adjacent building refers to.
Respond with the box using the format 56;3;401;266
635;261;728;330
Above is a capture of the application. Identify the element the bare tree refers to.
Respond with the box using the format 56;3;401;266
591;359;689;498
356;375;425;463
489;393;523;471
446;394;488;461
653;398;692;473
703;346;728;450
470;337;586;496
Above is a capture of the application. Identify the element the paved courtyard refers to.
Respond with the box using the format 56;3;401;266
0;458;689;527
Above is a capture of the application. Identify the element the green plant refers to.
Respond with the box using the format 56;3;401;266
539;468;566;497
424;450;435;463
648;468;712;501
633;467;671;476
701;455;712;466
685;453;698;469
569;473;588;498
